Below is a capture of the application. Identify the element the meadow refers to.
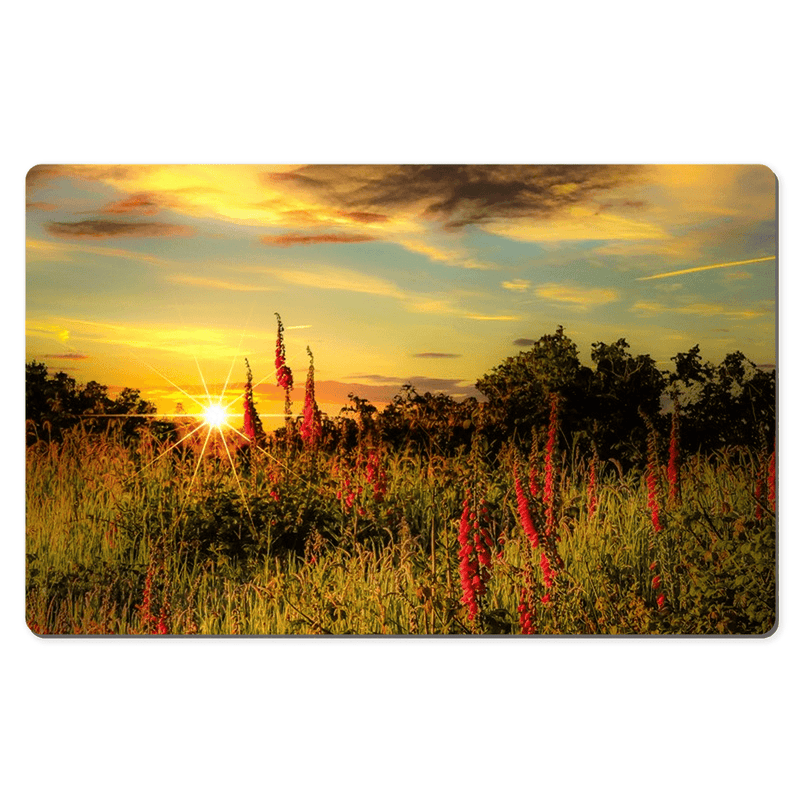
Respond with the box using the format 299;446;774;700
25;403;776;636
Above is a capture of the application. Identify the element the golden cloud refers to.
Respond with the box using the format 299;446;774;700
463;313;520;321
535;284;619;310
502;279;530;292
166;274;275;292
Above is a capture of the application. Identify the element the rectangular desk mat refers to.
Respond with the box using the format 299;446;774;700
25;164;777;635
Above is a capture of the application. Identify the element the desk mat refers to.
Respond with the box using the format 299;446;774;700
25;164;777;635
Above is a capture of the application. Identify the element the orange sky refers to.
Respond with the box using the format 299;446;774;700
26;164;776;428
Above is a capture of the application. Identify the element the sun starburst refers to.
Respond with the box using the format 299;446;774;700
202;403;228;430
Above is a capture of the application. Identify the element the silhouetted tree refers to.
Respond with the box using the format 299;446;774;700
26;360;158;443
666;347;775;453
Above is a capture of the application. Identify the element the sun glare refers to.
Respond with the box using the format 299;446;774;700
203;403;227;429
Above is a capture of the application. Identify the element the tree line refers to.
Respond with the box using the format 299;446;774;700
26;327;775;464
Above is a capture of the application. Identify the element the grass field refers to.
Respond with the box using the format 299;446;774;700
25;414;776;636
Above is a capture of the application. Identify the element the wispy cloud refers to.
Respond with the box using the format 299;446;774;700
26;321;71;342
395;237;497;270
632;301;668;317
633;300;768;320
412;352;461;359
166;274;274;292
723;271;753;281
101;193;163;216
28;316;250;360
463;313;520;321
675;303;767;320
26;237;169;267
245;264;467;318
250;265;405;299
535;284;619;310
43;352;89;360
637;256;775;281
260;233;377;247
46;219;195;239
487;206;666;243
502;279;530;292
513;338;536;346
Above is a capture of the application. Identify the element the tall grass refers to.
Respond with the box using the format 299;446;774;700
25;421;776;635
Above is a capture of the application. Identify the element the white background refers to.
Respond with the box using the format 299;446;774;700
3;2;796;798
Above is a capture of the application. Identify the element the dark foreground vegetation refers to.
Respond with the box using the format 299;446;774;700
25;327;776;635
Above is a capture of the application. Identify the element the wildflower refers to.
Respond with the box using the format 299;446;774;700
514;464;539;548
768;445;776;512
243;358;265;445
544;395;559;541
300;346;322;449
458;495;480;620
274;312;293;392
652;574;661;589
646;469;662;532
458;494;494;620
657;594;665;609
365;450;388;503
518;586;535;634
541;594;551;604
540;550;555;589
640;410;662;533
587;452;598;519
667;400;681;504
473;500;494;586
274;312;294;424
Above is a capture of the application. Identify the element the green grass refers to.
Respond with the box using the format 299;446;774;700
25;425;776;635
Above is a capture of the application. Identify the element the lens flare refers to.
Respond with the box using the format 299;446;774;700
203;403;227;429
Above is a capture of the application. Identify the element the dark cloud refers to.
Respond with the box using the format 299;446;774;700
513;338;536;346
45;220;195;239
279;209;320;223
412;352;461;359
260;233;377;247
43;353;89;360
338;210;390;224
597;198;649;214
267;165;642;230
26;164;149;192
101;193;161;216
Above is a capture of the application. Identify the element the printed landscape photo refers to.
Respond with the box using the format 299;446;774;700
25;164;777;635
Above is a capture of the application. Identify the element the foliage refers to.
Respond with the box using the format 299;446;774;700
26;360;162;443
476;326;590;446
26;423;776;636
666;345;775;452
377;385;478;456
589;338;666;464
24;335;776;636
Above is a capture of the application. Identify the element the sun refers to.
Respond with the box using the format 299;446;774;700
202;403;228;430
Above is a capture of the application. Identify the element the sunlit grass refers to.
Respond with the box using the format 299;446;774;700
25;424;776;636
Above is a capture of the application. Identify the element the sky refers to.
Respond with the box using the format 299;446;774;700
25;164;777;427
